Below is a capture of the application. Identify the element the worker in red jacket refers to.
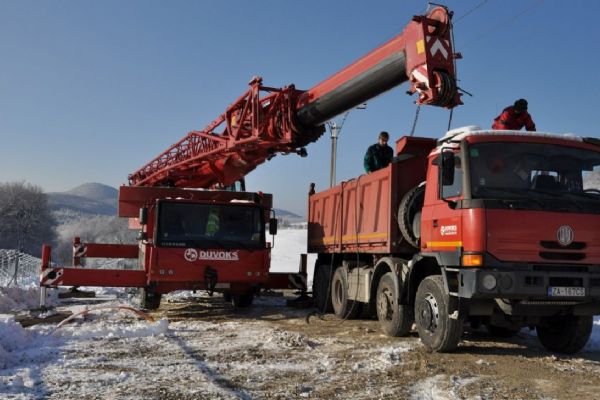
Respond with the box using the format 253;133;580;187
492;99;536;131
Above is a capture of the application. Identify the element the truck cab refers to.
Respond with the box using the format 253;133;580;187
120;186;276;309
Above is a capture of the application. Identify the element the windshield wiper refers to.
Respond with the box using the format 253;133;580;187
562;191;600;201
201;238;228;250
226;240;255;253
474;187;547;208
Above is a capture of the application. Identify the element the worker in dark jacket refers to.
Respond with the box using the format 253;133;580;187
364;131;394;173
492;99;536;131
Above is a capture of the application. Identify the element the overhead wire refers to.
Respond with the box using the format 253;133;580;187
453;0;489;23
460;0;544;48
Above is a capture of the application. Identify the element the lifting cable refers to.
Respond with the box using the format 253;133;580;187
409;105;421;137
340;175;363;323
305;181;343;324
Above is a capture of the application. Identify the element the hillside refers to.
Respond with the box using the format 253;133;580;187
48;183;305;224
47;183;118;223
63;182;118;204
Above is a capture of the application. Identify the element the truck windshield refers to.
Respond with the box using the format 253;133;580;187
156;202;264;249
469;142;600;209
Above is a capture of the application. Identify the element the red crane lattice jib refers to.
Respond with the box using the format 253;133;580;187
128;6;460;188
128;79;324;188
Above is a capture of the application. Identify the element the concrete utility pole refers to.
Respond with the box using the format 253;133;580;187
329;122;341;188
327;104;366;187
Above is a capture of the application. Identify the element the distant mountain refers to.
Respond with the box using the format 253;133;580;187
274;208;304;221
48;183;305;224
64;182;118;205
48;183;118;221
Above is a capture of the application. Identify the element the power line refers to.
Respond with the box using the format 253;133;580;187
461;0;544;48
454;0;489;24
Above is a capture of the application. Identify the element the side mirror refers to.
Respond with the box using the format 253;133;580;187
441;151;455;186
269;218;278;235
139;207;148;225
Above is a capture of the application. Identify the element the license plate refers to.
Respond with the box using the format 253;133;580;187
548;287;585;297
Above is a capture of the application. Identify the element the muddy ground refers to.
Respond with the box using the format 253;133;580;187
34;292;600;400
148;293;600;399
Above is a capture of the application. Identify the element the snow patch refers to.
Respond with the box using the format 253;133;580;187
0;317;61;370
56;317;170;340
411;374;480;400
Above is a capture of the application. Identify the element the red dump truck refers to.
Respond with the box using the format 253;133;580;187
309;126;600;353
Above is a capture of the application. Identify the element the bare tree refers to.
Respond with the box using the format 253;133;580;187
0;181;56;284
55;215;137;265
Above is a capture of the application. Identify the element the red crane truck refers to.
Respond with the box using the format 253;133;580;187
309;126;600;353
40;6;461;310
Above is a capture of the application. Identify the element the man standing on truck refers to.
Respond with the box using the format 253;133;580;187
492;99;536;131
364;131;394;172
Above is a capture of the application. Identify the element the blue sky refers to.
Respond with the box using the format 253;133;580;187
1;0;599;216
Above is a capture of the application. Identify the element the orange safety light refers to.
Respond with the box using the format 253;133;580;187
462;254;483;267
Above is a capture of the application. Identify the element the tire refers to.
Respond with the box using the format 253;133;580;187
313;264;333;313
414;275;463;352
398;185;425;248
331;268;361;319
232;292;254;308
486;324;520;338
376;272;412;336
536;314;593;354
223;292;232;303
139;288;162;310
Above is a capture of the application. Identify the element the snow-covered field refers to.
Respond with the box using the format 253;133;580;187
2;229;600;399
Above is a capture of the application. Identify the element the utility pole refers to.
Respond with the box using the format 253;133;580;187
327;104;366;188
329;122;341;188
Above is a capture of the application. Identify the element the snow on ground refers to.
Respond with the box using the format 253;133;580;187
3;229;600;398
270;228;317;284
0;295;419;399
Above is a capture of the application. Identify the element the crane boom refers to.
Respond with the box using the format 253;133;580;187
128;6;461;189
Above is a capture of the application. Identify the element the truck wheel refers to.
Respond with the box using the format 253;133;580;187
376;272;412;336
398;185;425;248
536;314;593;354
232;292;254;308
313;264;333;313
414;275;462;352
331;268;361;319
139;288;162;310
223;292;232;302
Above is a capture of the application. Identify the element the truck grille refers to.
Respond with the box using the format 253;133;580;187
539;252;586;261
540;240;586;250
539;240;586;261
532;264;588;273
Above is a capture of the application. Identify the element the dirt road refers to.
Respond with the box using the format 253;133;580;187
147;293;600;399
27;292;600;400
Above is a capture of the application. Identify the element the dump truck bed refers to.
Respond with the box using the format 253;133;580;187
308;136;436;254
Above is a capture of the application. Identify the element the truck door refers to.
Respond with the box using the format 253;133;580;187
421;150;463;260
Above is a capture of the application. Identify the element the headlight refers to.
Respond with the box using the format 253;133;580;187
482;274;497;290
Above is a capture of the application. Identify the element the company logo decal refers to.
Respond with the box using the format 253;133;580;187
184;249;240;262
184;248;198;262
440;225;458;236
557;225;574;246
198;250;240;261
